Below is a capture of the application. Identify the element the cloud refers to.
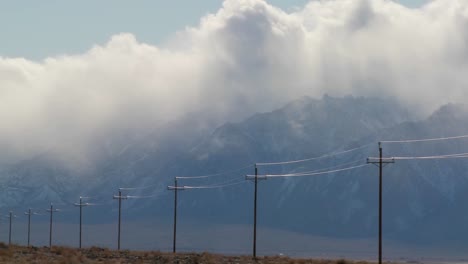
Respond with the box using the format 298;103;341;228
0;0;467;165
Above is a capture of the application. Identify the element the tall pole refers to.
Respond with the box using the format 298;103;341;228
24;208;34;247
173;178;178;253
167;179;184;253
75;197;92;249
378;143;383;264
253;164;258;258
113;189;126;251
80;197;82;249
118;190;122;251
367;142;394;264
8;211;12;245
45;203;60;248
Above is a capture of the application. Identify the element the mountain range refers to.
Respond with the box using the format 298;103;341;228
2;95;468;248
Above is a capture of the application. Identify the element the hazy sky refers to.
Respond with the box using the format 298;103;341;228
1;0;428;60
3;0;465;166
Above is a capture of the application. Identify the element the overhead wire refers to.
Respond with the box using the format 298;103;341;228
118;183;160;191
280;159;365;176
176;163;253;179
126;194;160;199
252;163;370;178
256;143;373;166
392;152;468;160
381;134;468;144
183;180;247;189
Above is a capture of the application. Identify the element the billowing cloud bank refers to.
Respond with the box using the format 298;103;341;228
0;0;467;164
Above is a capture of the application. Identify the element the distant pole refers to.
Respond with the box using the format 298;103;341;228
46;203;60;248
253;164;258;258
367;142;394;264
113;189;127;251
74;197;89;249
27;209;31;247
173;178;178;253
80;197;82;248
8;211;12;245
24;208;34;247
167;178;185;254
49;204;53;248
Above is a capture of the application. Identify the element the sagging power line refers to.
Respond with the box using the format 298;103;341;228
176;164;253;180
248;163;369;178
256;143;372;166
381;134;468;144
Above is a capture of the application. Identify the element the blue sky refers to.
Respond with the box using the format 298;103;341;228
0;0;428;60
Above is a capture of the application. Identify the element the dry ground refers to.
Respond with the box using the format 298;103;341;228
0;243;399;264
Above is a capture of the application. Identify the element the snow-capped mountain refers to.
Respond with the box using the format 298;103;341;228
2;95;468;247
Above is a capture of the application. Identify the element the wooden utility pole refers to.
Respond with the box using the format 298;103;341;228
245;164;266;259
46;204;60;248
168;178;185;253
24;209;32;247
113;189;127;251
367;142;394;264
74;197;90;249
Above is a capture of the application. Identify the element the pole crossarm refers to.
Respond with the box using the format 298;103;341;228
245;175;267;180
167;186;185;191
367;157;395;164
5;212;17;218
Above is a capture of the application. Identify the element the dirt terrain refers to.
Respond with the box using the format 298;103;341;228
0;243;399;264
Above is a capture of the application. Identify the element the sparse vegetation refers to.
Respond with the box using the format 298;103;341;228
0;244;403;264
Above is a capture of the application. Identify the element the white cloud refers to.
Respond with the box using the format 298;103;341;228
0;0;467;165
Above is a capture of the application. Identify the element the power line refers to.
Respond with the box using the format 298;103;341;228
381;134;468;144
392;153;468;160
126;194;160;199
278;159;365;176
183;180;246;189
118;183;160;191
247;164;369;178
256;143;372;166
176;164;253;179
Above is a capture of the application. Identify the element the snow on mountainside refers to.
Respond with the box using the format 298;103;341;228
2;96;468;246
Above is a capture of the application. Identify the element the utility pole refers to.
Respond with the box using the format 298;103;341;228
113;189;127;251
253;165;257;258
167;178;185;253
74;197;90;249
24;209;32;247
367;142;394;264
245;164;266;259
7;211;16;245
46;203;60;248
